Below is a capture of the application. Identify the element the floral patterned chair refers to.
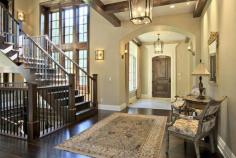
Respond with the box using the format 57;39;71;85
166;97;227;158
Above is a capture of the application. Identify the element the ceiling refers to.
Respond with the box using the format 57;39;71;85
101;0;124;4
101;1;196;21
137;31;186;43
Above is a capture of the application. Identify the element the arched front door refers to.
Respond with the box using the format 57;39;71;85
152;56;171;98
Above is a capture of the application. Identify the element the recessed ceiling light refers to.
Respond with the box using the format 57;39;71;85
186;2;190;5
170;5;175;8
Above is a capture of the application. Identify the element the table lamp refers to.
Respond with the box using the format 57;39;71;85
192;60;210;99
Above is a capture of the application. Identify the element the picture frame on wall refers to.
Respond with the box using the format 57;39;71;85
208;32;219;84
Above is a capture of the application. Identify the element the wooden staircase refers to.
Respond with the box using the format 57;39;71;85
0;3;98;139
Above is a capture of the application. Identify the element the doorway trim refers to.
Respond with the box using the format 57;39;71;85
143;43;177;99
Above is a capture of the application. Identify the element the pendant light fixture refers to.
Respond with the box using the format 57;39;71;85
129;0;153;25
154;34;164;54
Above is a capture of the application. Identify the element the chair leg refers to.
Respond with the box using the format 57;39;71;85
166;131;170;155
194;141;200;158
209;133;215;153
184;140;187;151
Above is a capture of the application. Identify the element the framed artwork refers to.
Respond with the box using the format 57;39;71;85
208;32;219;84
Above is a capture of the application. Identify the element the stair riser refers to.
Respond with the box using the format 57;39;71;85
52;90;79;99
76;102;90;112
58;95;84;106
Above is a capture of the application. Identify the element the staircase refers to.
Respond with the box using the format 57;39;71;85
0;3;98;139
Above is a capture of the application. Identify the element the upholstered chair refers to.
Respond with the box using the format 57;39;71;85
166;97;227;158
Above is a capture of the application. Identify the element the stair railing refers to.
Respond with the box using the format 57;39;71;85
32;35;98;109
0;3;77;138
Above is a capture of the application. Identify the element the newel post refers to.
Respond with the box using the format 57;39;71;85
68;74;76;122
92;74;98;108
27;83;40;141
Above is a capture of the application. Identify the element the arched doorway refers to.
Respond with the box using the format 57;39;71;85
120;25;198;105
152;56;171;98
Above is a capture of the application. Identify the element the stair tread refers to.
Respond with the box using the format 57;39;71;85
56;95;83;101
75;101;90;107
75;107;94;116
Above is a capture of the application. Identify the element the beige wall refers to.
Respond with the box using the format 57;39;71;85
176;42;193;96
14;0;201;108
201;0;236;155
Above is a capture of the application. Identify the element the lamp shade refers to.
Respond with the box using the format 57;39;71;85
192;61;210;76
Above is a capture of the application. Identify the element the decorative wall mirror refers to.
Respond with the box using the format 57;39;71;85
208;32;219;83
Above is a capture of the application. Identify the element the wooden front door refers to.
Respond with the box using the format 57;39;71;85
152;56;171;98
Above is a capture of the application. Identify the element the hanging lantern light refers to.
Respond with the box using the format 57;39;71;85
154;34;164;54
129;0;153;25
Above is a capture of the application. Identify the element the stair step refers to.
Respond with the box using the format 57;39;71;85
35;78;66;82
57;95;84;106
21;57;45;63
6;49;19;57
0;45;13;53
75;101;91;112
75;107;97;122
25;67;56;72
4;42;14;45
51;90;79;99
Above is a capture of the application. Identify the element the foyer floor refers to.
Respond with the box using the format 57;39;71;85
0;108;223;158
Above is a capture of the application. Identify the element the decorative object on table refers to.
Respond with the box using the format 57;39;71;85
56;113;167;158
154;33;164;54
192;60;210;99
170;86;200;121
167;97;227;158
208;32;219;83
95;49;104;60
129;0;153;25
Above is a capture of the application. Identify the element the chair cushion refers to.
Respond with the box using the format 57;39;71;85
168;118;199;137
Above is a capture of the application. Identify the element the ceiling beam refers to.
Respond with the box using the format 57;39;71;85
104;0;196;14
193;0;208;17
83;0;121;27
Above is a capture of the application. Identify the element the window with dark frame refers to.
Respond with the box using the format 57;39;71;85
78;50;88;86
40;3;89;86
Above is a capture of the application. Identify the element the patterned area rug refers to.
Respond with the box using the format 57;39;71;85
56;113;167;158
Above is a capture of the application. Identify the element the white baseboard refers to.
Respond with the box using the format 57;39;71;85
218;136;236;158
98;103;127;111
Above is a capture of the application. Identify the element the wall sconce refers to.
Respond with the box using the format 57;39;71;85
95;50;104;60
17;11;25;22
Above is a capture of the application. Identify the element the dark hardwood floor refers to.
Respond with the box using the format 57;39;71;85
0;108;223;158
